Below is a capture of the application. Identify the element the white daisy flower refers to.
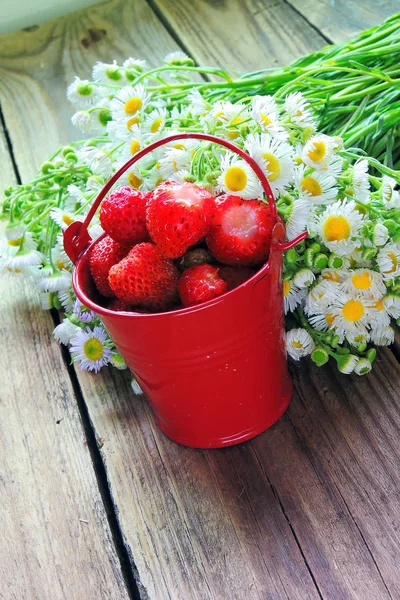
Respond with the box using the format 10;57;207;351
377;243;400;281
341;269;386;299
143;107;167;136
372;223;389;247
381;176;399;207
66;77;100;107
294;164;338;204
217;153;262;199
188;89;208;116
163;51;192;65
74;299;96;323
283;279;306;314
50;208;82;230
245;133;294;197
367;297;392;328
304;279;340;314
352;159;370;202
369;326;395;346
37;269;72;293
53;319;82;345
320;268;350;283
383;294;400;319
120;129;145;161
326;155;344;177
107;117;142;142
78;146;113;177
52;243;73;272
92;60;122;83
205;101;249;133
293;268;315;288
346;330;369;347
58;288;75;313
123;57;147;72
302;134;338;170
70;326;113;373
354;358;372;376
329;293;372;342
169;105;188;127
284;92;316;129
71;111;94;132
286;328;315;360
158;145;193;179
110;84;150;122
308;309;337;333
5;224;25;242
285;196;311;240
251;95;288;139
310;200;365;255
4;248;43;270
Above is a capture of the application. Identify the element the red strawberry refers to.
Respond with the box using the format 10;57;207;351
206;195;274;266
90;235;131;297
218;266;256;290
108;242;179;310
100;186;148;245
146;181;215;258
107;298;134;312
178;264;228;308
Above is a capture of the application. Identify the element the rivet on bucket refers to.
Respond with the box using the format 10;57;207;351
64;133;307;448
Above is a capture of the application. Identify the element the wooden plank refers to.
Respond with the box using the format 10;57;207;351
285;0;399;43
149;0;327;72
0;123;130;599
0;0;180;180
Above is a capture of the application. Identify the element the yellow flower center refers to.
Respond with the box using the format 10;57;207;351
214;110;224;119
308;141;326;162
227;116;245;139
7;237;23;246
385;251;398;274
373;299;384;311
342;299;364;322
324;271;340;282
173;143;186;150
7;267;21;273
224;166;247;192
283;280;291;297
352;271;371;290
128;172;142;188
262;153;280;181
83;338;104;361
292;341;303;348
126;116;140;131
124;97;142;115
130;139;141;155
150;117;163;133
323;215;350;242
325;313;335;326
62;215;75;226
260;113;272;126
301;176;322;197
56;259;67;271
295;109;303;117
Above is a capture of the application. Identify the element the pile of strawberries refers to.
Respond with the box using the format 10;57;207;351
89;181;275;312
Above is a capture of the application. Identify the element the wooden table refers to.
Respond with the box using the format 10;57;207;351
1;2;400;598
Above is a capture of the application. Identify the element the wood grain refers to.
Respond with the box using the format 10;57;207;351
285;0;399;43
0;127;129;598
149;0;327;72
0;0;180;181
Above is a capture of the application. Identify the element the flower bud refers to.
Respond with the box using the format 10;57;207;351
335;353;358;374
311;347;329;367
313;253;329;270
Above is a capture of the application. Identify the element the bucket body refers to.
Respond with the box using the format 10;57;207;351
72;222;292;448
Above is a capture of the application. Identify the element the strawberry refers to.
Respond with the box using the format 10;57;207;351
206;195;274;266
218;266;256;290
100;186;148;245
90;235;131;297
146;181;215;258
178;264;228;308
178;247;213;271
108;242;179;310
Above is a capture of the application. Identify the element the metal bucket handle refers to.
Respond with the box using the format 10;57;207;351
64;132;307;263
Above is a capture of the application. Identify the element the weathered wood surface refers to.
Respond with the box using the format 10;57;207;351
0;123;130;599
150;0;327;72
286;0;400;43
1;0;400;599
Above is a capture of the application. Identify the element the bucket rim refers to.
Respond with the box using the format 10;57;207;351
72;224;285;319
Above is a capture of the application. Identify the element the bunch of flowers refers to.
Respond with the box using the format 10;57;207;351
1;50;400;377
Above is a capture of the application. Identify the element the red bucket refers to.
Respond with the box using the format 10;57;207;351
64;133;307;448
